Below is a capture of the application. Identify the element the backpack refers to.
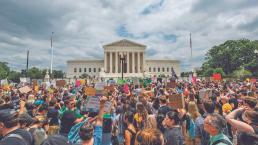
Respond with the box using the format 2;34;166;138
212;139;233;145
68;118;89;144
29;127;47;145
4;134;28;145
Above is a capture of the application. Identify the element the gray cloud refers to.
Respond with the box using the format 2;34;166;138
0;0;257;72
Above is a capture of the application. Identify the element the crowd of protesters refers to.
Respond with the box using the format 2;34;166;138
0;77;257;145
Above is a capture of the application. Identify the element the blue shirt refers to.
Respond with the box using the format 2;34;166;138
93;126;102;145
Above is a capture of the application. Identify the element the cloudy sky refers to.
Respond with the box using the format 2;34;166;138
0;0;258;72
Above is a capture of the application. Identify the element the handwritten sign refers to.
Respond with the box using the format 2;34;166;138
85;87;96;96
19;86;32;94
84;96;112;112
56;80;66;87
168;94;185;109
167;81;177;88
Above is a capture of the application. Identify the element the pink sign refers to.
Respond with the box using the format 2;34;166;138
75;80;81;87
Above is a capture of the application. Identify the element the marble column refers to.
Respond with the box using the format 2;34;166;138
126;51;129;73
115;52;118;73
132;52;135;73
110;52;113;73
137;52;140;73
104;51;107;72
142;52;145;73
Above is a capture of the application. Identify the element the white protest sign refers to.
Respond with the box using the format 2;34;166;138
84;96;112;112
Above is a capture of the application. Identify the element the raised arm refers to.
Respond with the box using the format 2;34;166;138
226;108;255;133
95;96;107;126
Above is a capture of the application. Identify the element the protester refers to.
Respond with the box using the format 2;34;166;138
204;113;233;145
0;74;257;145
162;110;184;145
0;109;33;145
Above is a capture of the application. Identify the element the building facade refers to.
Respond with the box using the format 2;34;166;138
67;39;180;78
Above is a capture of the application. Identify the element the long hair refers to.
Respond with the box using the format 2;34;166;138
188;101;201;120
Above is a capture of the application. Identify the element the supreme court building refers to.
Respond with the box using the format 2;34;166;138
66;39;180;78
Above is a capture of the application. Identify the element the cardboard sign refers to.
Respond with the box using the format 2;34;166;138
167;81;177;88
20;77;30;83
85;87;96;96
84;96;112;112
19;86;32;94
168;94;185;109
56;80;66;87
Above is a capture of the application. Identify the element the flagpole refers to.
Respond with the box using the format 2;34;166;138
26;49;29;78
50;32;54;79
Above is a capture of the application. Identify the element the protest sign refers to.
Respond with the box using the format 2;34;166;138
123;83;129;94
167;81;177;89
132;77;139;85
75;80;81;87
84;96;112;112
95;82;106;96
20;77;30;83
199;89;212;99
85;87;96;96
213;73;222;81
168;94;185;109
19;86;32;94
56;80;66;87
104;85;115;92
11;96;20;111
0;79;8;85
250;78;256;83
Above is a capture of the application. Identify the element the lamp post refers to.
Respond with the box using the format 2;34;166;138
119;52;126;79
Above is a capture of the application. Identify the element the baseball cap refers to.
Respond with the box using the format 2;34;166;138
0;109;18;123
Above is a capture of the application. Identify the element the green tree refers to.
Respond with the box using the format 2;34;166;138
8;71;21;83
202;39;258;76
0;62;10;79
28;67;43;79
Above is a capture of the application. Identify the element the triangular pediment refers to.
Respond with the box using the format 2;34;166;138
104;39;146;47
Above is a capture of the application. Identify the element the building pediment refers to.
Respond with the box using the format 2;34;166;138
103;39;146;48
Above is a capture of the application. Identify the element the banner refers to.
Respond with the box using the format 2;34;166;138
168;94;185;109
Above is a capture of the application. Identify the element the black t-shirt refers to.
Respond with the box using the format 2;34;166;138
47;107;59;125
60;111;76;136
0;128;33;145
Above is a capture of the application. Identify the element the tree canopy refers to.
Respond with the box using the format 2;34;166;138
201;39;258;77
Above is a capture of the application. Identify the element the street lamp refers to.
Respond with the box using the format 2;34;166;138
119;52;126;79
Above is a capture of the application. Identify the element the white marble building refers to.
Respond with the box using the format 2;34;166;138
66;39;180;78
